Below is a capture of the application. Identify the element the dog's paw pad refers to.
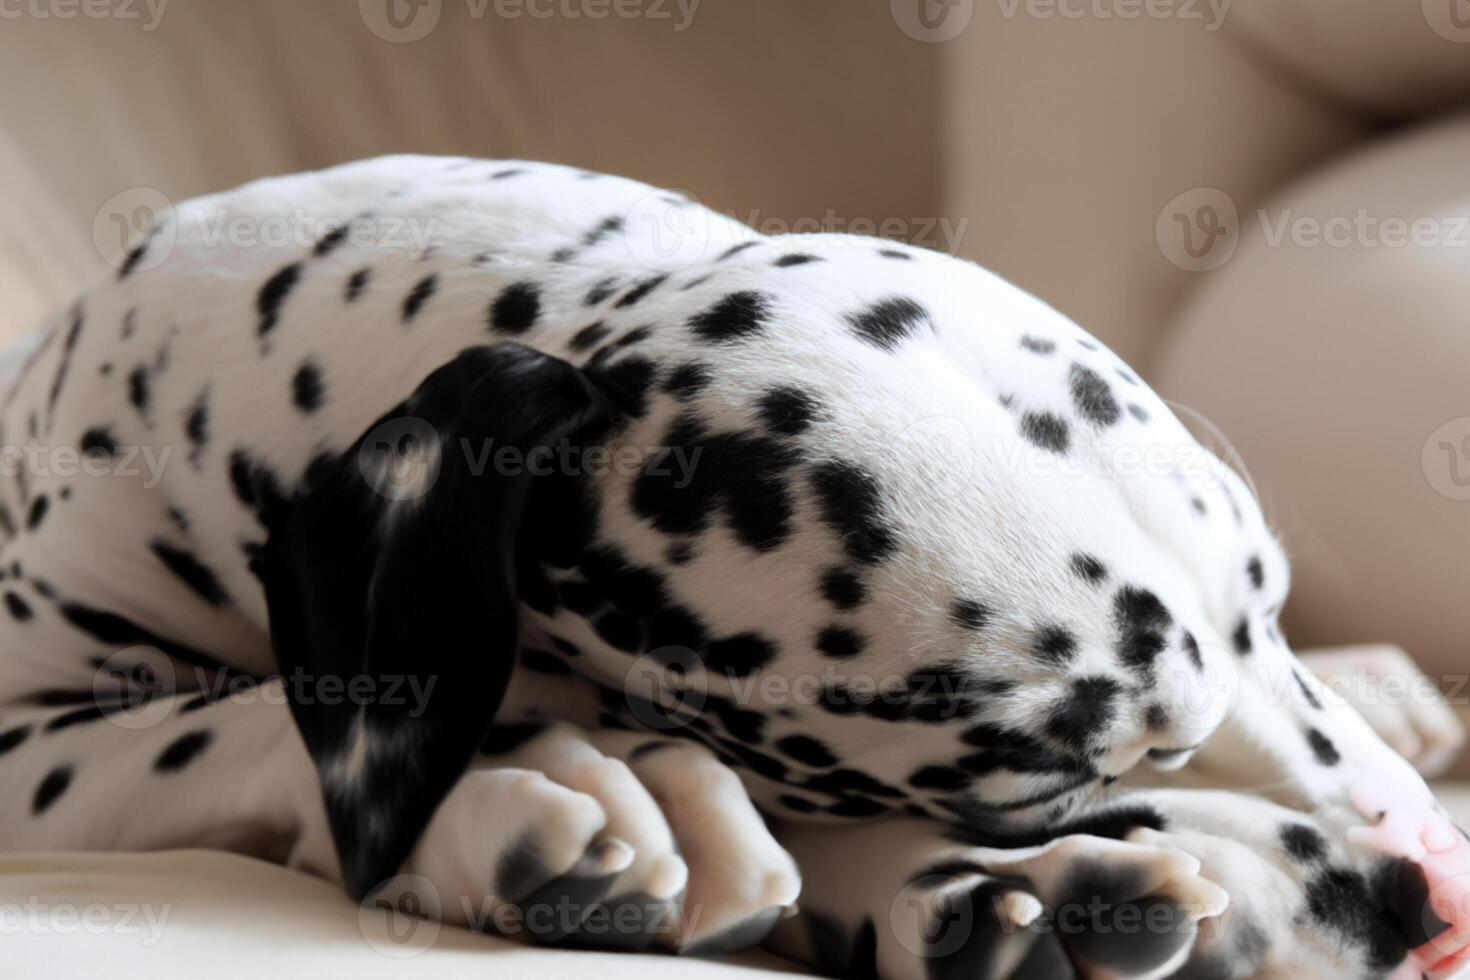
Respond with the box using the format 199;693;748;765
1350;776;1470;978
509;837;634;944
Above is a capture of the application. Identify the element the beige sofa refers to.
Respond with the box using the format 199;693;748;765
1;1;1468;975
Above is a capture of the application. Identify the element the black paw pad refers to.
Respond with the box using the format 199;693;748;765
682;905;785;957
925;880;1074;980
1064;895;1195;976
562;891;681;952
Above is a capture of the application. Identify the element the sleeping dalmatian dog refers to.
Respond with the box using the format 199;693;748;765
0;155;1467;979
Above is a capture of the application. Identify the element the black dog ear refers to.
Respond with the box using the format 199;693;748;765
252;342;613;900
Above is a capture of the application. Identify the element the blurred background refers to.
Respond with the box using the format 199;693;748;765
1;0;1467;755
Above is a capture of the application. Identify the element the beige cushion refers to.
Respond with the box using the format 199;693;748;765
0;849;808;979
1155;111;1470;717
1226;0;1470;116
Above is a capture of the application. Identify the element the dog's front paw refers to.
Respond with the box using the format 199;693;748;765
906;834;1227;980
472;722;799;953
1299;645;1465;778
400;766;636;939
773;819;1227;980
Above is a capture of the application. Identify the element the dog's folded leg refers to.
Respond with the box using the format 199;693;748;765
253;342;615;901
0;675;334;873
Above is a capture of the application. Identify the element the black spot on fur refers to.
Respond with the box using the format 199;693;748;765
1182;631;1203;670
118;231;154;279
150;540;229;606
779;794;819;813
345;267;371;302
689;291;769;343
845;296;928;351
128;365;151;419
1127;403;1149;422
1293;670;1323;710
402;274;438;322
774;253;820;268
615;274;668;308
489;281;541;334
631;415;799;552
44;306;86;427
715;241;760;262
1019;411;1069;453
704;633;777;678
816;625;865;659
1306;728;1340;766
587;355;657;419
570;321;611;352
663;362;711;399
257;263;302;338
33;766;73;814
1247;556;1265;590
26;494;48;531
757;386;818;436
1069;554;1107;586
80;427;117;458
950;598;989;631
809;462;897;564
1034;625;1078;664
908;765;971;791
0;725;30;754
585;277;619;305
292;362;325;414
775;734;838;768
1232;617;1253;655
5;591;33;622
1114;586;1172;672
1281;824;1327;863
227;448;290;533
820;568;865;610
1047;676;1120;751
1069;363;1121;426
155;730;213;772
1020;335;1055;355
